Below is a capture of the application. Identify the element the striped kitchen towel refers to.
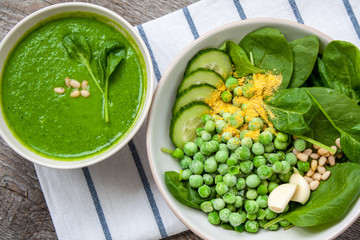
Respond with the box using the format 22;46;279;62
35;0;360;239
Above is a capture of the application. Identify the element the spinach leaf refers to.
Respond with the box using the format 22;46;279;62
165;171;200;209
239;28;293;89
225;41;263;77
62;33;104;95
306;87;360;163
264;88;319;136
288;36;319;88
265;163;360;227
98;41;127;122
323;40;360;103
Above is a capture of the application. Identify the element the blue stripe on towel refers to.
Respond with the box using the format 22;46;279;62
137;25;162;82
288;0;304;24
183;7;199;39
342;0;360;40
82;167;112;240
233;0;247;20
128;140;168;238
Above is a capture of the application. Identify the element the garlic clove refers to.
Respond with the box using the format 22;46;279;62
289;171;311;204
268;183;297;213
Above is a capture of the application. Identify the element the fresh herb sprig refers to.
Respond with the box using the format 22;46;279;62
62;33;126;123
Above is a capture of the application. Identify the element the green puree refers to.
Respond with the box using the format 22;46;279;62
0;13;146;160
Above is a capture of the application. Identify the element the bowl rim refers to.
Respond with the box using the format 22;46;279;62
146;18;360;240
0;2;154;169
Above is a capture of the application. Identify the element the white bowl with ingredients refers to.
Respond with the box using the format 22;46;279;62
0;3;154;169
146;19;360;240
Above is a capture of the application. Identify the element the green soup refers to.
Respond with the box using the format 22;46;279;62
0;13;146;160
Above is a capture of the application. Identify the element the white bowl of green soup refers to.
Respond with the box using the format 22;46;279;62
0;3;154;168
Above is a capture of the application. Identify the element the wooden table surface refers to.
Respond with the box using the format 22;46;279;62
0;0;359;239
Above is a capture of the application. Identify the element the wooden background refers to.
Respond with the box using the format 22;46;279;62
0;0;359;239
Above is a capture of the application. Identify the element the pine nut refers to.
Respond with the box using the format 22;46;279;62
312;172;322;181
328;155;336;166
81;90;90;98
324;153;330;157
65;77;71;87
311;160;318;172
317;165;326;174
318;156;327;166
336;152;344;159
310;180;320;190
330;146;337;155
82;80;88;90
317;148;329;156
70;90;80;98
310;153;319;160
306;169;314;177
296;153;308;162
54;87;65;94
313;144;320;150
292;135;299;140
321;171;331;181
304;176;313;184
292;148;299;155
303;149;313;156
70;80;81;89
335;138;341;149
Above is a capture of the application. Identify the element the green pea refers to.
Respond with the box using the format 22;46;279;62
216;182;229;195
259;131;273;145
215;174;223;184
276;132;288;142
253;156;266;168
256;195;268;208
219;208;232;222
226;157;238;167
236;178;246;190
194;137;204;148
193;152;205;162
244;200;259;214
189;160;204;174
230;111;244;128
294;139;306;152
226;203;237;212
266;153;281;164
215;150;229;163
252;142;265;155
236;146;251;161
274;138;288;150
246;174;261;188
257;208;266;220
246;189;258;200
208;211;221;225
225;76;239;90
201;131;212;141
196;127;205;137
239;160;253;174
279;219;291;228
223;192;236;204
229;212;242;227
198;185;211;198
297;160;310;172
269;223;280;231
179;156;192;169
201;201;213;213
265;207;278;220
248;118;263;131
212;134;221;143
244;220;259;233
202;114;212;124
258;219;268;229
221;91;233;103
204;156;218;173
223;173;237;187
228;166;240;175
221;131;232;143
183;142;198;156
240;130;249;140
273;161;283;173
281;161;291;174
215;120;227;133
241;137;253;149
285;152;297;165
227;137;241;151
171;148;184;159
264;142;275;153
189;175;203;188
233;86;243;96
242;83;254;98
234;196;243;208
217;163;229;175
181;169;192;180
213;198;226;211
257;165;272;179
257;185;268;195
203;174;214;185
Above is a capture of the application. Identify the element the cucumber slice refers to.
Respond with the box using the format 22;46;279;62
173;84;215;115
177;69;223;94
185;49;232;80
170;101;211;148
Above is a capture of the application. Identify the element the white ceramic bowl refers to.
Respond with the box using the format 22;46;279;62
147;19;360;240
0;3;154;169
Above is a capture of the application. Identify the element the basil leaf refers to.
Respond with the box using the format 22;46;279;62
264;88;319;136
288;36;319;88
224;41;263;77
266;163;360;227
240;28;293;89
164;171;200;209
306;87;360;163
323;40;360;103
62;33;91;64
